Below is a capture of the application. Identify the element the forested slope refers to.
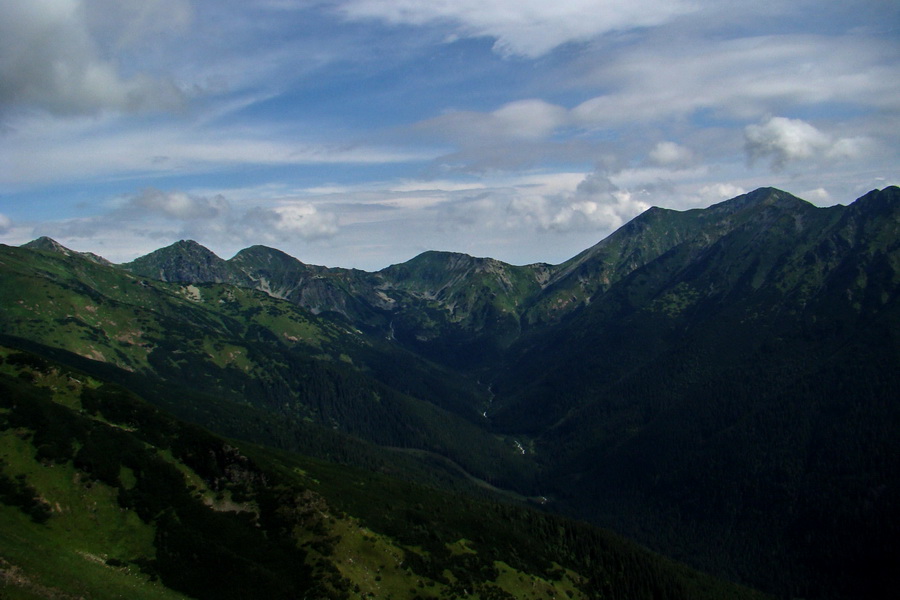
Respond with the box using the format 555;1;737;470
488;187;900;598
0;345;769;600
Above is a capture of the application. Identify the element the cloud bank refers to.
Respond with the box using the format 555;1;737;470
37;188;340;259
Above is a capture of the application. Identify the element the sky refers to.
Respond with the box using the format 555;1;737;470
1;0;898;270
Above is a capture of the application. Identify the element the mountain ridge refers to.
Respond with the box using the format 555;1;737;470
43;186;869;356
22;235;114;267
26;186;889;277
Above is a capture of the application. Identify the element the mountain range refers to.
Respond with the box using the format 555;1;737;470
3;186;899;599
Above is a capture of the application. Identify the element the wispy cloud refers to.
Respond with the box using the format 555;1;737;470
338;0;697;57
244;204;339;241
649;142;694;168
3;114;431;186
119;188;230;221
569;34;900;125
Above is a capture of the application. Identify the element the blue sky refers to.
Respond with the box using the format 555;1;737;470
1;0;898;270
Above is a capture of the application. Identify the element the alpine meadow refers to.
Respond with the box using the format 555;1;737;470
2;186;899;599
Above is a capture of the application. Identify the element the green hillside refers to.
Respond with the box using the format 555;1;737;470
0;243;531;491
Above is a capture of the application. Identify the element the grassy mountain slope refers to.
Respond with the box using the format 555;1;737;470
374;251;550;366
0;244;530;491
125;243;554;368
0;345;769;600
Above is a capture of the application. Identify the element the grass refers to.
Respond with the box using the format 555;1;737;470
319;517;592;600
1;506;187;600
0;435;185;600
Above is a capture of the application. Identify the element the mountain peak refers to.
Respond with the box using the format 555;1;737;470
231;244;304;266
850;185;900;215
143;239;220;259
22;236;113;266
383;250;493;283
707;187;809;214
22;236;73;255
170;239;217;254
122;239;229;283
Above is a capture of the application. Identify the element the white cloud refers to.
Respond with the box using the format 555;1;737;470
695;183;747;205
744;117;830;167
338;0;697;57
418;99;569;143
390;179;488;194
123;188;230;221
2;113;431;185
403;28;897;175
744;116;872;171
825;137;872;161
570;34;900;126
120;190;340;243
608;165;709;190
0;0;188;116
34;188;340;261
491;100;570;140
649;141;694;167
434;169;649;235
82;0;192;51
409;100;591;174
801;187;832;204
568;171;651;229
5;1;899;270
253;204;340;240
541;191;647;232
0;213;12;234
